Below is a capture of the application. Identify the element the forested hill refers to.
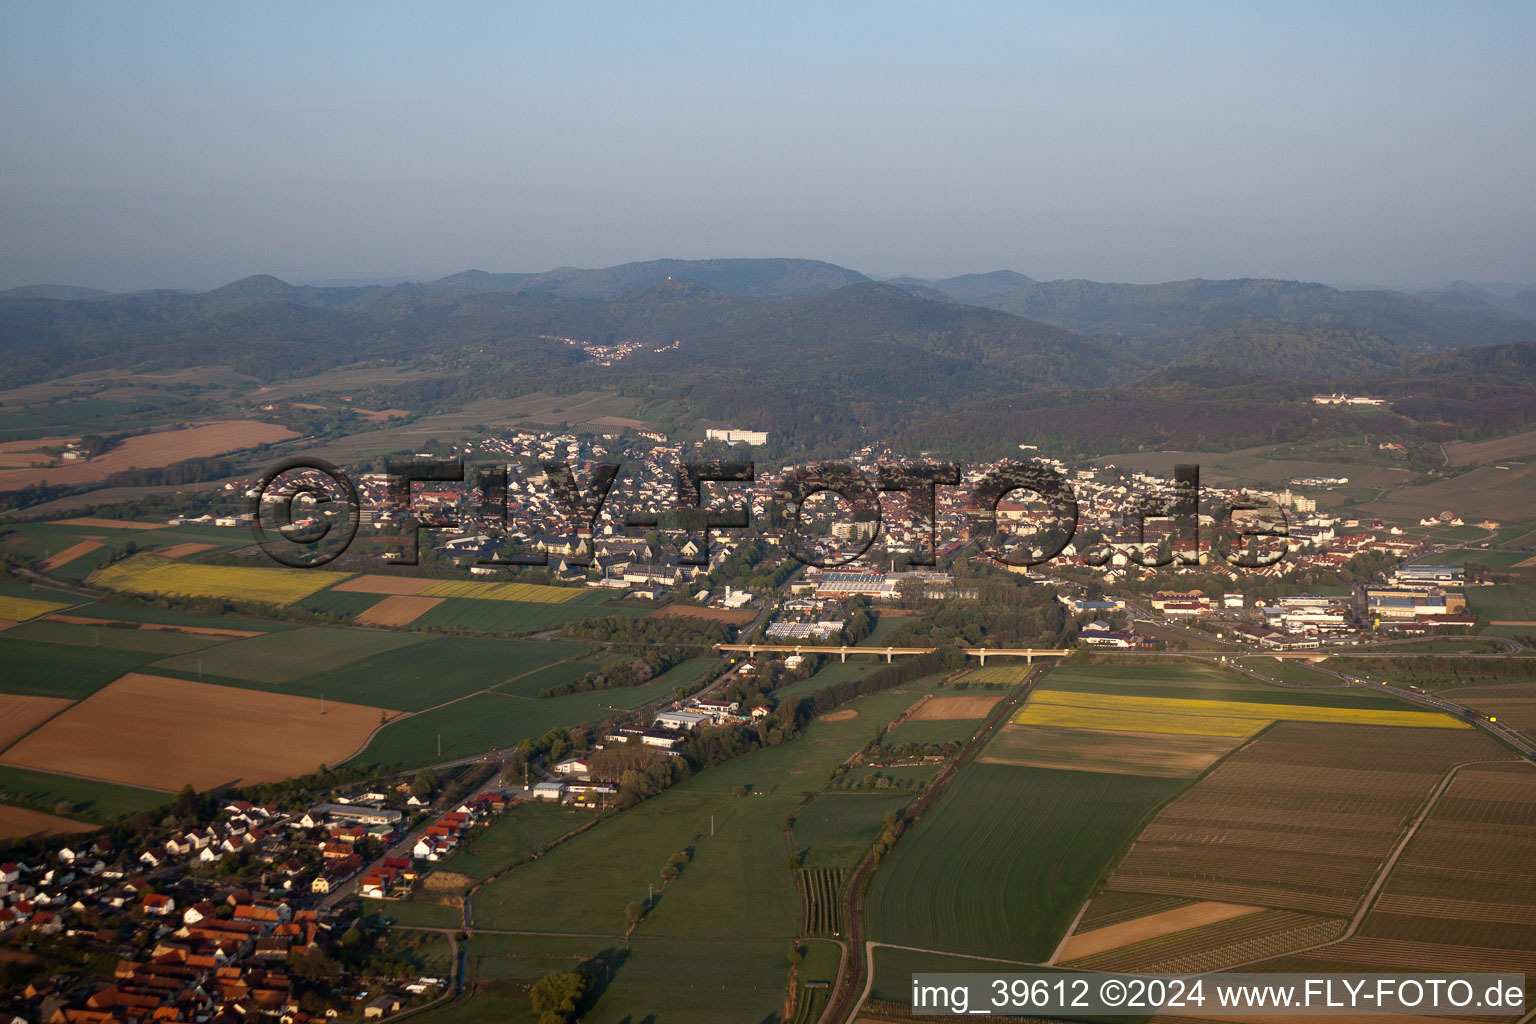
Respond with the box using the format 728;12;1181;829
894;273;1536;352
2;259;1534;459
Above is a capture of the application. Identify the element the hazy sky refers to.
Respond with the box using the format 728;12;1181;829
3;2;1534;291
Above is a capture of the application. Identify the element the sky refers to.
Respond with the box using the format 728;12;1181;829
3;2;1534;292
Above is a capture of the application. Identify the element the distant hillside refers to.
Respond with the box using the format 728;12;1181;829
905;274;1536;352
504;258;869;300
1400;342;1536;381
890;270;1036;306
1144;318;1407;383
0;284;112;300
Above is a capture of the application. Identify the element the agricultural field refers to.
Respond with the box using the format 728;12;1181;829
0;672;396;791
1013;688;1467;733
797;867;845;936
1469;582;1536;622
409;588;642;633
352;594;443;626
42;600;288;634
0;803;91;842
0;419;298;491
792;792;911;869
147;626;428;685
411;933;609;1024
772;659;873;703
1039;661;1411;708
151;632;593;710
2;520;258;586
0;633;190;699
463;685;929;1023
883;717;985;747
788;939;841;1024
329;573;438;595
1238;656;1347;687
1055;900;1264;962
865;763;1183;961
955;663;1034;686
0;693;72;750
0;763;167;823
350;668;679;769
90;553;347;605
1269;762;1536;986
421;801;589;885
1416;547;1531;571
292;587;390;620
418;579;583;603
980;723;1242;778
905;694;1002;719
1442;682;1536;742
1362;458;1536;524
0;592;75;622
1096;722;1506;923
654;604;756;625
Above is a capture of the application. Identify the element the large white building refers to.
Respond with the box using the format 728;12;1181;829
705;428;769;445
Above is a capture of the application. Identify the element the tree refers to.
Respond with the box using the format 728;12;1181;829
411;768;437;798
625;901;646;928
529;971;587;1024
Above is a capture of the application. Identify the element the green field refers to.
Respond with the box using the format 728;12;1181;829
351;670;684;768
788;939;841;1024
858;615;908;646
792;792;910;868
150;627;430;685
0;521;257;584
3;618;228;655
772;659;872;703
0;635;175;699
581;936;792;1024
413;934;609;1024
1237;657;1349;687
0;395;190;441
1040;662;1412;710
412;590;647;634
376;899;462;929
151;633;592;710
1469;583;1536;621
424;801;590;884
294;588;385;619
1415;548;1530;570
0;764;169;821
864;763;1182;961
884;717;986;748
48;599;297;633
465;684;931;1022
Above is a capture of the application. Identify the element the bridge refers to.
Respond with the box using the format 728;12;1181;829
714;643;1069;664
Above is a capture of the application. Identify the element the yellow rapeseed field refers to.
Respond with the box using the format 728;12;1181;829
420;579;580;603
90;554;346;606
1014;690;1468;732
0;595;71;621
1013;701;1266;738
